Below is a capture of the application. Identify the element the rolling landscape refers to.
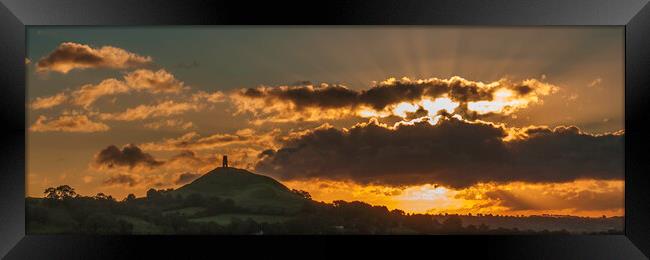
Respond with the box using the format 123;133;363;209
27;166;623;235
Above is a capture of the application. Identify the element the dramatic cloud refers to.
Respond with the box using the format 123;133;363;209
30;92;68;110
36;42;152;73
140;128;280;152
175;172;202;185
29;114;109;133
98;101;200;121
231;76;558;124
94;144;163;169
256;116;623;188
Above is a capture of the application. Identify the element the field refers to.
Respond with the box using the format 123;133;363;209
189;214;291;225
116;215;162;234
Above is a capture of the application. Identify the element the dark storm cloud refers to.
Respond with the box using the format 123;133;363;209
357;80;452;110
234;77;550;112
103;174;138;187
94;144;163;169
175;172;202;185
240;84;359;109
255;117;624;189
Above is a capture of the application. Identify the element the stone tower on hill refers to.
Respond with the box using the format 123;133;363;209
222;155;228;168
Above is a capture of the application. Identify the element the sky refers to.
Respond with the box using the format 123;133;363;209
26;26;624;217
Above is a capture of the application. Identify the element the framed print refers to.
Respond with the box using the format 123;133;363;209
1;0;649;259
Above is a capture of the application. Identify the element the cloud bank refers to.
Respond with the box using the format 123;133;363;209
255;116;623;188
231;76;557;123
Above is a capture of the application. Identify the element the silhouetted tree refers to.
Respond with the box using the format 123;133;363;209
29;185;624;235
58;185;76;199
43;185;77;200
44;187;57;199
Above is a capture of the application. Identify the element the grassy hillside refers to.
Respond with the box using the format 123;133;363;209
172;167;306;214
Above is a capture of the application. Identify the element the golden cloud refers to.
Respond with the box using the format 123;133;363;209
36;42;152;73
31;69;188;110
29;114;109;133
139;128;281;152
191;90;226;103
72;78;131;108
122;69;187;94
98;101;201;121
144;119;194;130
30;92;68;110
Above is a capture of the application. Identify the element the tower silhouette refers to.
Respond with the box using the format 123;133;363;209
222;155;228;168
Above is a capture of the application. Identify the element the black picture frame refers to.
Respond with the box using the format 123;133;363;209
1;0;649;259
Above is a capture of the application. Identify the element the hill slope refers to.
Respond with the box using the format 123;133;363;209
172;167;306;214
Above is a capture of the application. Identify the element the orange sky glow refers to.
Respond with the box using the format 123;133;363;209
27;27;624;218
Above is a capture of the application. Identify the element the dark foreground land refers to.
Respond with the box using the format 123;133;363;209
27;167;623;235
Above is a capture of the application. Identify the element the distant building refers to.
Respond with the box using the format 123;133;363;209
222;155;228;168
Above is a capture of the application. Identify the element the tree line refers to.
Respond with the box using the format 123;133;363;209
27;185;620;235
